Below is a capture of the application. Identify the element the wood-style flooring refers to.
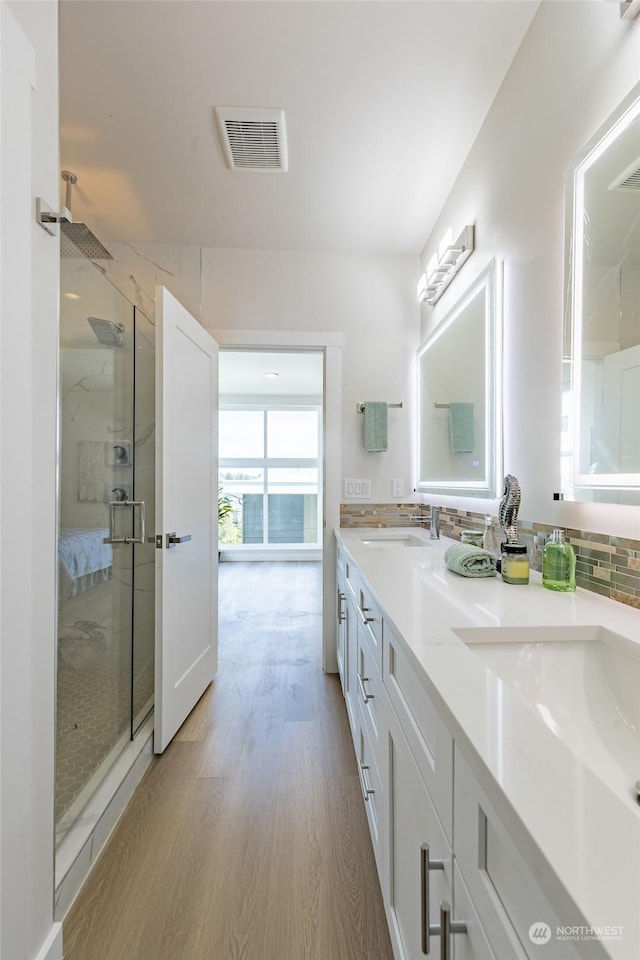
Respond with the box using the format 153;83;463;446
62;562;394;960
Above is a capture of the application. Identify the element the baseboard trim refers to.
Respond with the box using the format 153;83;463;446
34;923;63;960
220;549;322;562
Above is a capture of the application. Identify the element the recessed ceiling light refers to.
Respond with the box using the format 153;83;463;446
264;371;279;378
64;292;81;300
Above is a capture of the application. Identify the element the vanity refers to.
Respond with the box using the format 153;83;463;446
335;526;640;960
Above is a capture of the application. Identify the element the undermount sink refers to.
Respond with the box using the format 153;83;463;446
360;534;430;548
455;625;640;799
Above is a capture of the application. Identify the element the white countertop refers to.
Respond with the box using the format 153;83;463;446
336;526;640;960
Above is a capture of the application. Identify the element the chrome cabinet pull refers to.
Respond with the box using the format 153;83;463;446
105;500;145;545
166;532;192;548
428;901;467;960
358;605;375;625
421;843;444;954
337;590;346;624
357;761;375;802
357;672;375;704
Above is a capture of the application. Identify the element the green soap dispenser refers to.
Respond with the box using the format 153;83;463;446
542;529;576;592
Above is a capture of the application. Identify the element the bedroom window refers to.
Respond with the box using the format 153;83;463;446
219;406;322;548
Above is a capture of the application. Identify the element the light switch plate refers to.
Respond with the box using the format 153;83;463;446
344;478;372;499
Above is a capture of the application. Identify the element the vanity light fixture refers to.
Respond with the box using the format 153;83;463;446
416;225;475;306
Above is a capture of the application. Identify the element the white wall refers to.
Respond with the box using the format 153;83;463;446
418;1;640;539
200;248;419;503
1;1;61;958
105;244;420;505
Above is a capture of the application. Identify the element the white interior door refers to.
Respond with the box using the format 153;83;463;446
155;286;218;753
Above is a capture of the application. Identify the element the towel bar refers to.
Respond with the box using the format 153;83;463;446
357;402;403;413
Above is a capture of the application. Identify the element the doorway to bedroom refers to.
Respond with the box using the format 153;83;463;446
217;348;324;683
218;350;324;562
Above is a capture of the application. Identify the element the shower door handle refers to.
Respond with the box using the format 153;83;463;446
131;500;146;544
105;500;146;544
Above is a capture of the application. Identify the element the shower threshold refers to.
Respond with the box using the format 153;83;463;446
55;711;154;920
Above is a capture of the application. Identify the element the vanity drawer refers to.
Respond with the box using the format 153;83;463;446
356;578;383;674
454;747;585;960
344;553;359;602
357;717;384;879
384;622;453;841
452;863;498;960
356;621;385;768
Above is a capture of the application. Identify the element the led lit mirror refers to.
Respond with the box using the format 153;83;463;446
563;82;640;505
417;259;503;498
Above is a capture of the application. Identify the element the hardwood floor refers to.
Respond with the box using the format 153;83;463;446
62;562;394;960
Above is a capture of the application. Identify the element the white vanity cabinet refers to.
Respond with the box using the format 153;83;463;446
332;544;626;960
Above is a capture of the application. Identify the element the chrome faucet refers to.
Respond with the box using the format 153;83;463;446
429;505;440;540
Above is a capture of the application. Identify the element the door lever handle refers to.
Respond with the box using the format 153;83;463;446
166;532;192;548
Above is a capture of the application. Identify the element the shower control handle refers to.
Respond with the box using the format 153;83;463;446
166;532;192;549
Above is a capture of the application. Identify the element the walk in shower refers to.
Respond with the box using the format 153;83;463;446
56;243;155;849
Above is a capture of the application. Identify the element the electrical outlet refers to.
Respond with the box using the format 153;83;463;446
392;479;404;497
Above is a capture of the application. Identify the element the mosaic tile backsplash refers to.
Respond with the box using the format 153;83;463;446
340;503;640;611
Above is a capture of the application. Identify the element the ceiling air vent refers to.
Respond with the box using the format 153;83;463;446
609;155;640;192
214;107;288;172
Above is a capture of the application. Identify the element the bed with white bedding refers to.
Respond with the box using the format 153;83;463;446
58;527;112;598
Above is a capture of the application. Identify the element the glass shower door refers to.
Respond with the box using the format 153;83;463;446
132;306;156;734
56;254;152;840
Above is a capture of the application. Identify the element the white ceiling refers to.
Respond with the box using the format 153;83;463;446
219;350;324;397
59;1;538;256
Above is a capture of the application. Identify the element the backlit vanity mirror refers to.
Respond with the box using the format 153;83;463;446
417;259;503;498
563;82;640;505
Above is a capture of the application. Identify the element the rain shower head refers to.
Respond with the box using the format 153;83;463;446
61;222;113;260
88;317;125;348
59;171;113;260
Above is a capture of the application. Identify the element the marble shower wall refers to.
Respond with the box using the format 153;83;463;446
60;256;135;531
97;242;202;324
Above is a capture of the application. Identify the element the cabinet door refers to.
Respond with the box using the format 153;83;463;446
344;591;360;745
357;617;385;768
357;714;385;880
454;748;584;960
387;706;453;960
336;569;347;695
357;578;383;674
384;622;453;842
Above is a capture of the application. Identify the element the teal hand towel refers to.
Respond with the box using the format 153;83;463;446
444;542;497;578
449;402;474;453
364;402;388;452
